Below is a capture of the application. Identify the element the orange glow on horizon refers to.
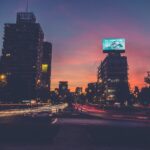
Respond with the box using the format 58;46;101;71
50;23;150;92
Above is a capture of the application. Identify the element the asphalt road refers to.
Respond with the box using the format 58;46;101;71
0;113;150;150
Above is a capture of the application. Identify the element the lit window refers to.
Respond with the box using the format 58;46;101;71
6;53;11;57
108;89;116;93
42;64;48;72
62;86;67;90
37;79;41;85
6;72;11;75
89;90;92;93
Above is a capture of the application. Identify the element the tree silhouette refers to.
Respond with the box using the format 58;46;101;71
139;87;150;105
115;82;130;107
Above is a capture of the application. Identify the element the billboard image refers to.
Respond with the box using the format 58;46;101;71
102;38;125;52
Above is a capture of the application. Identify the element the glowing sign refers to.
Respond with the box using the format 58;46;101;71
42;64;48;73
102;38;125;52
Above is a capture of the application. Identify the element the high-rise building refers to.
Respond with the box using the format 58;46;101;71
97;53;129;104
42;42;52;91
0;12;52;101
59;81;68;91
59;81;68;96
86;82;98;103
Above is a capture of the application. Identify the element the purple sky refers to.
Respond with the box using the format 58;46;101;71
0;0;150;91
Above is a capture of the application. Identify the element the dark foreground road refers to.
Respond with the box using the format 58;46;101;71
0;115;150;150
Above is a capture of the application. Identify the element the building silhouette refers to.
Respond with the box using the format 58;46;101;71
59;81;68;95
75;87;82;95
0;12;52;102
97;53;130;104
42;42;52;90
86;82;98;103
57;81;70;102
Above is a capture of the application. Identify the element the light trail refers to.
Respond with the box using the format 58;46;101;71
0;103;68;117
73;103;150;123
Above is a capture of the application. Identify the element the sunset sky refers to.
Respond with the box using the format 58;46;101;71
0;0;150;91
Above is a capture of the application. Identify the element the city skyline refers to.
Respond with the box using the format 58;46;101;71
0;0;150;91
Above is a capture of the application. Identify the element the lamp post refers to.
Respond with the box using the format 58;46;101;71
0;74;7;86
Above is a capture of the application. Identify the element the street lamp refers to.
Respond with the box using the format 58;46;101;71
0;74;7;87
0;74;6;81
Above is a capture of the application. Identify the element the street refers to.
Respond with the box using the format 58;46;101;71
0;109;150;150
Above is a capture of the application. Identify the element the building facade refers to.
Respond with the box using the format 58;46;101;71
59;81;68;95
86;82;98;103
42;42;52;91
97;53;129;104
0;12;52;102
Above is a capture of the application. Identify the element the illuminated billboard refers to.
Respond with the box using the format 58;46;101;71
102;38;125;53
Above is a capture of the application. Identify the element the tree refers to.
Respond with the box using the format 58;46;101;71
139;87;150;105
115;82;130;107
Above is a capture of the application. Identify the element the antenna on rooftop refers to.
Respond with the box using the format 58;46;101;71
26;0;29;12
